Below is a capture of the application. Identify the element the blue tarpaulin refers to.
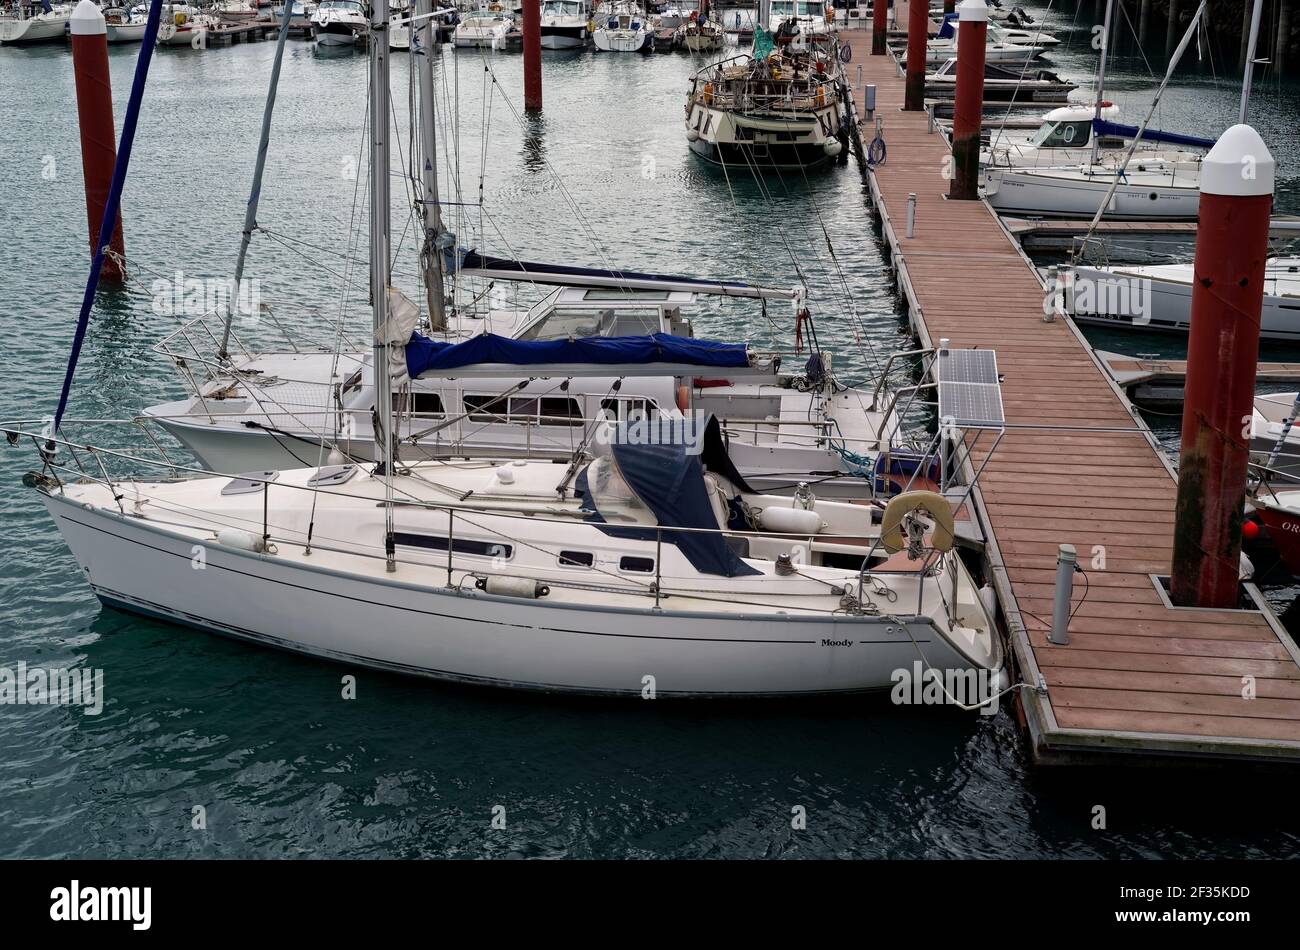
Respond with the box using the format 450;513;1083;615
405;332;750;379
937;12;958;39
1092;119;1215;150
575;417;760;578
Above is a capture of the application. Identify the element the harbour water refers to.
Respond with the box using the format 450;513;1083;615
2;9;1299;858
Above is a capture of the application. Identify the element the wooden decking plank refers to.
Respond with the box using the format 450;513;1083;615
843;18;1300;761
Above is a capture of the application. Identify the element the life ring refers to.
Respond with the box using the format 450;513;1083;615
880;491;956;555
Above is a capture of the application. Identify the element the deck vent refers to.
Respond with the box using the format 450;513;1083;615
221;471;280;495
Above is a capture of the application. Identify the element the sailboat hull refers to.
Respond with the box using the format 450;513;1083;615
984;167;1201;220
45;492;983;697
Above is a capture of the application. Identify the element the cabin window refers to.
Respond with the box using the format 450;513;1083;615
464;393;508;422
600;397;658;423
402;391;445;417
558;550;594;568
619;556;655;573
393;533;512;560
540;397;583;426
1031;120;1090;148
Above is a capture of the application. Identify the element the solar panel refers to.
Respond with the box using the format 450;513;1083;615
936;349;1005;428
939;382;1005;428
936;348;998;385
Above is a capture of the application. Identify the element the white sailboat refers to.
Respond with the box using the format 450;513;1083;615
593;0;652;52
0;1;72;43
1065;257;1300;341
17;0;1005;697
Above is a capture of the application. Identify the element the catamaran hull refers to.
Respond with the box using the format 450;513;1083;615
984;168;1200;220
45;493;988;697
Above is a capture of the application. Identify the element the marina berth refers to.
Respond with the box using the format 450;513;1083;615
592;0;653;52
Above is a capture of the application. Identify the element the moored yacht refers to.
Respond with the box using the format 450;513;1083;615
311;0;368;45
539;0;588;48
0;1;72;43
593;0;653;51
685;37;849;169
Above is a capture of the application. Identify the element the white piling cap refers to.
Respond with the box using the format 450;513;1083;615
70;0;106;36
1201;124;1275;198
958;0;989;22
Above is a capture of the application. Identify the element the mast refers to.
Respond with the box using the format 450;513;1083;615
1239;0;1264;124
414;0;448;333
219;2;294;363
369;0;397;572
1090;0;1113;166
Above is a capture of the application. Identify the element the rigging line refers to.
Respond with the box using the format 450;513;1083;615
474;58;637;301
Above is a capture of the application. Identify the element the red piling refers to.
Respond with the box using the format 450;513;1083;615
872;0;887;54
1171;125;1275;608
70;0;125;281
948;0;986;200
523;0;542;112
904;0;929;110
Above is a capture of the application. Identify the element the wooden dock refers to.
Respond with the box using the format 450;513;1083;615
1099;352;1300;411
841;14;1300;765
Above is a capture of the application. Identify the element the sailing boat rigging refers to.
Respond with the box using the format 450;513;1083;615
9;0;1006;698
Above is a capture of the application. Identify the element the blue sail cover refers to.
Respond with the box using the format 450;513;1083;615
405;332;750;379
937;12;958;39
573;417;759;577
1092;119;1215;150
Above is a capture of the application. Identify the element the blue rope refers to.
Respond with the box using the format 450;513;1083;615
53;0;165;435
866;130;887;166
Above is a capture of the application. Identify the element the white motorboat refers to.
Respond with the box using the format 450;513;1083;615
0;1;71;43
1064;257;1300;341
593;1;652;52
453;7;513;46
653;0;697;30
927;57;1075;103
766;0;834;45
539;0;588;48
686;40;849;170
1252;387;1300;483
312;0;368;45
986;17;1057;49
901;14;1045;67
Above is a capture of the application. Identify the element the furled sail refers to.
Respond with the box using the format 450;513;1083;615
1091;119;1215;150
404;332;752;379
